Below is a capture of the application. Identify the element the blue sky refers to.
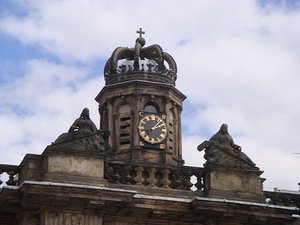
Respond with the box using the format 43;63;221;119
1;0;300;191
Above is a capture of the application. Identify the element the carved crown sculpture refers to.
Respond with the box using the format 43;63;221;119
104;28;177;86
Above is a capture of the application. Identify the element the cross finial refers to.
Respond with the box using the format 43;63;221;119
136;28;145;37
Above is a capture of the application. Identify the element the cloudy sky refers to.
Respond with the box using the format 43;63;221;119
1;0;300;191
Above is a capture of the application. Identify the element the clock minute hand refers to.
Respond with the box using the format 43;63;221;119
152;119;163;130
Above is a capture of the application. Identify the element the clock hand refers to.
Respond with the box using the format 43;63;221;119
151;119;163;130
156;124;165;129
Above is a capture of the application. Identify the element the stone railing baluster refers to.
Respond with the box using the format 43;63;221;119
170;169;182;189
0;164;20;186
114;164;131;184
146;167;157;187
134;166;144;185
6;171;17;186
194;171;204;191
104;162;118;183
160;168;171;188
182;169;193;190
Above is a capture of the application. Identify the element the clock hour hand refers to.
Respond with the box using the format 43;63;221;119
154;123;165;130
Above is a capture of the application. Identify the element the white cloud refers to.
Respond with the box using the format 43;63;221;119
0;0;300;191
0;59;104;163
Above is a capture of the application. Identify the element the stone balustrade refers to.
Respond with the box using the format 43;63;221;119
0;160;205;192
105;71;177;86
265;190;300;208
104;161;205;191
0;164;20;186
2;159;299;211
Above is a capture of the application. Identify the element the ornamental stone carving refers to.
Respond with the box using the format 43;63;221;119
198;124;257;170
53;108;107;152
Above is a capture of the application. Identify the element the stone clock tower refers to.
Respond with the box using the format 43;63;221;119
95;29;186;166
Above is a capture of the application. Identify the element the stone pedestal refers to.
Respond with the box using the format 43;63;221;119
204;166;265;202
18;154;42;184
42;147;105;186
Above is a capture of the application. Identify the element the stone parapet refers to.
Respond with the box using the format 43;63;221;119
42;146;106;186
203;165;265;202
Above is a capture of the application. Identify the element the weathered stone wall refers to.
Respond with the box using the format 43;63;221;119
42;211;102;225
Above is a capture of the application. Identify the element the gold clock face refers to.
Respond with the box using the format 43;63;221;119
138;114;167;144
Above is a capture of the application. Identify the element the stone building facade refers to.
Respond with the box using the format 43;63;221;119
0;30;299;225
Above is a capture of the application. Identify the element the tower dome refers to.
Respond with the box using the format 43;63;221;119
104;28;177;86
